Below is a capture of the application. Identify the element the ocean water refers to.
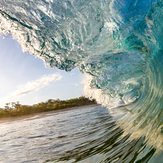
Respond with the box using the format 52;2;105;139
0;0;163;162
0;105;161;163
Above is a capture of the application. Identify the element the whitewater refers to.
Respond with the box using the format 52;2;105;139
0;0;163;162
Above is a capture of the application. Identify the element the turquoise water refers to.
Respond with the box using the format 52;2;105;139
0;0;163;162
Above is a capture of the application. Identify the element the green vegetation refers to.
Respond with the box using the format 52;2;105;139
0;97;96;118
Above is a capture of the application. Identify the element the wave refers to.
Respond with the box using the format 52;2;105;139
0;0;163;156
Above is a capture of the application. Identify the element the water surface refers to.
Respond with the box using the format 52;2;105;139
0;105;162;163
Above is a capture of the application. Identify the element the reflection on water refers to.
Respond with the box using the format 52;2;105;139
0;105;159;162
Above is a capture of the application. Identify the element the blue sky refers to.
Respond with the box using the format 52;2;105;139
0;35;85;108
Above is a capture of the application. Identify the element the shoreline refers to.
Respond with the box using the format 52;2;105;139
0;104;99;124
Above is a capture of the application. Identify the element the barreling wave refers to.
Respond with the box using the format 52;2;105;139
0;0;163;156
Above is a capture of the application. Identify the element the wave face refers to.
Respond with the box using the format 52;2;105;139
0;0;163;158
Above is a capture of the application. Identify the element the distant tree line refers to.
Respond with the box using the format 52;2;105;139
0;97;96;118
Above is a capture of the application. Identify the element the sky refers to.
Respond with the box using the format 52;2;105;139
0;34;85;108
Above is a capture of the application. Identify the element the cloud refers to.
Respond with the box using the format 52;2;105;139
5;73;62;99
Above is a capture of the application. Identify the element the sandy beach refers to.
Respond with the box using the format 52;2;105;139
0;104;99;123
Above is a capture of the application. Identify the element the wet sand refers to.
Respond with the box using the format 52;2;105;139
0;104;99;123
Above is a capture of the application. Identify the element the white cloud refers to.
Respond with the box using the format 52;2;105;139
5;73;63;99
